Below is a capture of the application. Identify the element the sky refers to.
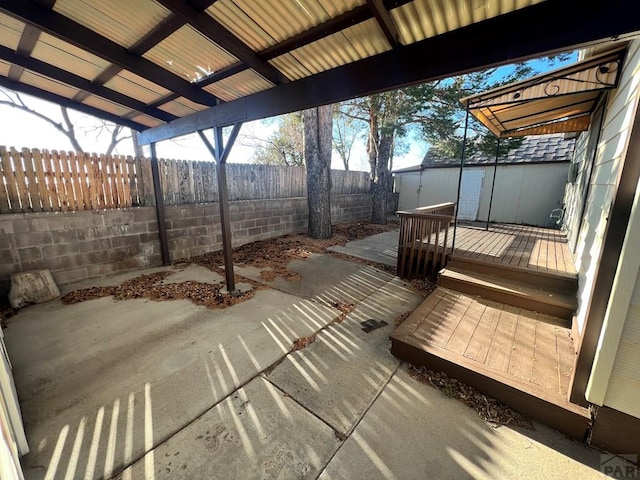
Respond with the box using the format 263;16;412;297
0;54;576;172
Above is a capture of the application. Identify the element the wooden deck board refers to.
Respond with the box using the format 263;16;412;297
462;300;501;363
395;287;576;401
452;224;576;276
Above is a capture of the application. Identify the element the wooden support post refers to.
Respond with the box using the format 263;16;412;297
210;124;243;293
150;143;170;266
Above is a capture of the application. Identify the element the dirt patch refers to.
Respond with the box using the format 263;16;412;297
190;221;398;282
394;311;412;327
409;277;438;297
408;364;533;429
59;221;397;313
0;301;18;329
291;301;356;351
61;271;258;309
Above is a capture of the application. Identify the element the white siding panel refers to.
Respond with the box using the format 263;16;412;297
564;40;640;336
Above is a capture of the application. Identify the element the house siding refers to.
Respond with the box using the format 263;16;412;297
396;163;569;227
564;40;640;337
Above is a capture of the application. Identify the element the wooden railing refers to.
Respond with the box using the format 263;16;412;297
396;202;456;279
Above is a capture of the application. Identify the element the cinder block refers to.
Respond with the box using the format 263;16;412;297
41;243;78;257
241;219;255;229
13;231;53;248
132;207;156;223
79;238;113;253
11;218;31;234
111;235;141;248
0;232;10;249
53;267;89;287
51;230;78;243
17;246;42;263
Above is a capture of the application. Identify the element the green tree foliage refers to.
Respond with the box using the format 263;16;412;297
250;112;304;166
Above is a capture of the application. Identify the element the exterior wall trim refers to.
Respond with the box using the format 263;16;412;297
570;91;640;405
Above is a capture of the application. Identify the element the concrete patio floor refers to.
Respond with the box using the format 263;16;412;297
3;249;617;479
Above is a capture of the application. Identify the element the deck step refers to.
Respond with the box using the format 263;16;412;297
391;287;590;440
438;267;577;323
447;256;578;292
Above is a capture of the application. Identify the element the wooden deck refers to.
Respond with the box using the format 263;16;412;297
391;287;590;438
452;224;576;276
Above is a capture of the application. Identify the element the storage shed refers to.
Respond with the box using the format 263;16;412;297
394;134;576;227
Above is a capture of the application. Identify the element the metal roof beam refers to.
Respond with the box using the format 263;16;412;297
155;0;287;85
0;76;147;131
366;0;400;48
0;45;178;122
138;0;640;143
0;0;220;106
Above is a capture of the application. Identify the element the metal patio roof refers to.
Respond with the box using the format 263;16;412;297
0;0;639;144
460;46;627;138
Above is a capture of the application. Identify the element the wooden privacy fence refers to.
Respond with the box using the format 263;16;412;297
157;160;371;205
0;146;141;213
0;146;372;213
397;202;457;279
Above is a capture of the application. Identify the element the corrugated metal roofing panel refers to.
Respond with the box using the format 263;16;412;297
31;32;111;81
0;59;12;77
129;113;164;128
21;70;80;99
203;69;273;101
53;0;170;49
209;0;363;48
158;97;208;117
143;25;238;84
0;12;24;51
269;53;313;81
284;18;390;77
104;70;171;105
82;95;133;117
391;0;544;45
206;0;275;51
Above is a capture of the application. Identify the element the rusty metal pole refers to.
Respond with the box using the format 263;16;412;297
214;126;236;293
150;142;170;265
452;105;470;252
486;137;500;231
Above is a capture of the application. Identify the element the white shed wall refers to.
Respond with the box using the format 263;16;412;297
396;163;569;227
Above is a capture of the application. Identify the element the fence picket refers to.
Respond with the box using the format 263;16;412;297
10;148;28;212
0;147;15;213
21;148;41;211
32;149;51;212
67;151;82;211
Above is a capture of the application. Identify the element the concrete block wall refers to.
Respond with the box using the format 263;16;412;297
0;194;371;295
0;209;161;294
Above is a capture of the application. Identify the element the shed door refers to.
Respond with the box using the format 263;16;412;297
458;169;484;221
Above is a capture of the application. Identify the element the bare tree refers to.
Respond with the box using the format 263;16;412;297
0;88;133;155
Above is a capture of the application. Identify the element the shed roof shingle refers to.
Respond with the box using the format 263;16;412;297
394;134;575;173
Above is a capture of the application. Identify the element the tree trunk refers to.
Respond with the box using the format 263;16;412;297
303;105;333;239
371;131;392;224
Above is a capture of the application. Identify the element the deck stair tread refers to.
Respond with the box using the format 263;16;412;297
391;287;590;437
439;266;578;311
